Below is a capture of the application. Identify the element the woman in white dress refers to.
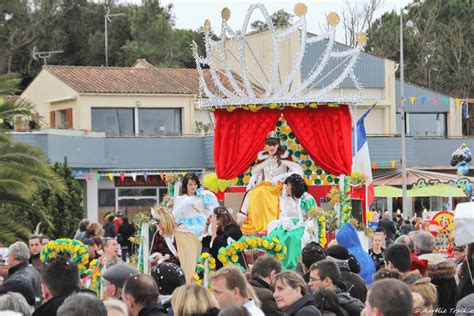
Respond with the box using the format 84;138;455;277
239;132;303;234
172;173;219;237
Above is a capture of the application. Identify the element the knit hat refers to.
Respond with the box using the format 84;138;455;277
151;262;185;295
102;263;139;289
327;245;361;273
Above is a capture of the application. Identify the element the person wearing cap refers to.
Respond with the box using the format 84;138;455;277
240;131;303;235
103;263;139;300
151;262;185;312
327;245;367;303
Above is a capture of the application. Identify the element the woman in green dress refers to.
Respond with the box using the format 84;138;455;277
267;174;318;270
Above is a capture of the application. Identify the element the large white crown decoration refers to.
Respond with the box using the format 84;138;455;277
192;3;367;110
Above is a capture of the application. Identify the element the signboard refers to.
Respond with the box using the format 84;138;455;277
115;175;166;187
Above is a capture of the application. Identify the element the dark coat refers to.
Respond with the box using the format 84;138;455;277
118;221;136;246
248;277;284;316
285;295;321;316
1;261;41;307
418;254;458;316
202;224;243;270
103;221;117;238
138;302;168;316
377;218;396;241
339;270;367;303
33;288;95;316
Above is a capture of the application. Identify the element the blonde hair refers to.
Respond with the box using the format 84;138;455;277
171;285;219;316
86;222;104;237
156;207;176;235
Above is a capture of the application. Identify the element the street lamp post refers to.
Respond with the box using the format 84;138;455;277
400;8;409;218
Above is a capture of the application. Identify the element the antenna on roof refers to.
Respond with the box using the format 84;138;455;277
32;47;64;65
104;6;126;67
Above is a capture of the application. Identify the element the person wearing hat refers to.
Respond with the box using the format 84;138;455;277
327;244;368;303
240;131;303;235
102;263;139;300
151;262;185;312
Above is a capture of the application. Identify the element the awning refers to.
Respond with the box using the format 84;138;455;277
408;183;466;197
373;168;474;186
375;185;402;197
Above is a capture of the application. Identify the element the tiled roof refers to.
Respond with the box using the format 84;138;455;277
44;64;262;96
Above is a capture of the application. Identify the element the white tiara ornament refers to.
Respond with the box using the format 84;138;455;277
192;3;367;110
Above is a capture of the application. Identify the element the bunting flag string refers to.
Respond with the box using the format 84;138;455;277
401;96;474;107
81;170;203;181
371;160;399;169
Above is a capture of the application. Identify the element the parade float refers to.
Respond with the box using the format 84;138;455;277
192;2;372;243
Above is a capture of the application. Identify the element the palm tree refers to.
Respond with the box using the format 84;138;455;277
0;73;65;243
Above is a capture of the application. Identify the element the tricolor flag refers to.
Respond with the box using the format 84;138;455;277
352;107;375;212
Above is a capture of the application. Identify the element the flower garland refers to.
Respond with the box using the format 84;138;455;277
81;257;103;295
307;206;328;247
40;238;90;275
193;252;216;287
340;176;352;225
217;236;286;270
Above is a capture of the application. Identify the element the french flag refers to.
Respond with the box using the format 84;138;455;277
352;108;375;214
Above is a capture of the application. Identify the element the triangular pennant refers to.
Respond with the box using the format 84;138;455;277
371;162;377;169
432;97;438;105
108;172;114;181
468;98;474;104
381;161;386;168
119;172;125;182
144;172;149;181
455;98;461;106
160;172;165;181
421;96;427;105
131;173;137;181
391;160;395;168
445;97;450;105
84;173;89;181
96;173;101;181
410;96;415;104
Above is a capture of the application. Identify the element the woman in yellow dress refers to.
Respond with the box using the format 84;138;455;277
239;132;303;234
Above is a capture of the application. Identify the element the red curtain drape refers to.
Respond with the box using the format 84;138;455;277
214;108;281;179
283;106;353;176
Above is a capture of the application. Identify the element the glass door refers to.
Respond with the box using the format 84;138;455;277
116;188;159;220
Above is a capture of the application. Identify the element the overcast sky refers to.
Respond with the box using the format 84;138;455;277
114;0;413;37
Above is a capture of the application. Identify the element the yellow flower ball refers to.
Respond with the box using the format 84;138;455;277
274;244;283;252
231;255;239;263
262;240;269;248
276;254;284;261
218;255;227;263
201;253;210;259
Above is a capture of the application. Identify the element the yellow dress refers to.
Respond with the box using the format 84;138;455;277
240;151;302;235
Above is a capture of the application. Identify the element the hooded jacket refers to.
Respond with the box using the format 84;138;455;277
418;253;457;315
402;270;438;316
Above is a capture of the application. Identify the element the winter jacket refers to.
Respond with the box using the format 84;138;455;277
338;267;368;303
138;302;168;316
419;253;457;315
377;219;396;241
402;270;438;316
103;221;117;238
33;288;95;316
284;295;321;316
248;277;284;316
118;221;136;246
2;261;41;308
456;293;474;316
335;290;365;316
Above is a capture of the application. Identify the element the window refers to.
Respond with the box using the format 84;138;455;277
138;108;181;136
91;108;134;135
409;113;446;137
